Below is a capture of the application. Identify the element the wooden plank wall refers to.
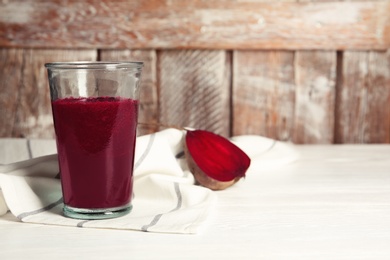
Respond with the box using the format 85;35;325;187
0;0;389;144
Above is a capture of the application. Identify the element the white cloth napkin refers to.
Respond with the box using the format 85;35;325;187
0;129;298;234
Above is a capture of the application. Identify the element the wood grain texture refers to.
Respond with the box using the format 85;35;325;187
99;50;158;136
293;51;337;144
335;51;390;143
1;1;389;50
0;48;96;138
158;50;231;136
232;51;295;140
0;48;23;137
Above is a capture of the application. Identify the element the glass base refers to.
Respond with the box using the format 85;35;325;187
63;204;132;220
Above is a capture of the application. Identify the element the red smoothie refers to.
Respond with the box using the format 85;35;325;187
51;97;138;209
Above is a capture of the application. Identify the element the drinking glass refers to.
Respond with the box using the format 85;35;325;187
45;61;143;220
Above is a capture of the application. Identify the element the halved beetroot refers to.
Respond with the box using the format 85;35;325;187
185;130;251;190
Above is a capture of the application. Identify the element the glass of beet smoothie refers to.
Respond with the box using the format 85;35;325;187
45;61;143;220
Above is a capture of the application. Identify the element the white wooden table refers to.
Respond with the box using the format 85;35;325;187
1;139;390;259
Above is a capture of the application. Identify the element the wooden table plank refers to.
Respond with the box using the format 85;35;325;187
158;50;231;136
0;48;24;137
293;51;337;144
232;51;295;140
335;51;390;143
100;50;158;136
0;49;97;138
0;1;389;50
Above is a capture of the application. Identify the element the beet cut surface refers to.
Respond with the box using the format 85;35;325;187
185;130;251;189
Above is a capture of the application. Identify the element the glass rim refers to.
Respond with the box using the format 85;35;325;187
45;61;144;69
